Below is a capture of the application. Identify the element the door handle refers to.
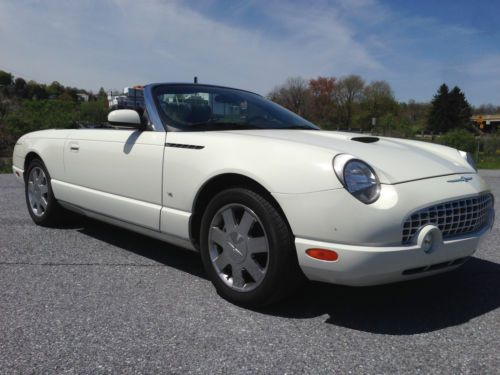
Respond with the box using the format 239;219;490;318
69;143;80;152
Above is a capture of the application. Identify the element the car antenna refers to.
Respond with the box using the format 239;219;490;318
194;76;198;84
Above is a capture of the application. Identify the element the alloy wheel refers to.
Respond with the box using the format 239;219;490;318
208;204;269;292
27;166;49;217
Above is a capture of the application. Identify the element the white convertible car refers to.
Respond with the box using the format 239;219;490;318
12;83;495;306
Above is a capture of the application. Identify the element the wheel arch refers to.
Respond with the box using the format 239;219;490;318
23;151;43;181
189;173;293;250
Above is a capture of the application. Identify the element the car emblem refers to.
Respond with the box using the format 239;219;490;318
447;176;473;183
227;241;243;256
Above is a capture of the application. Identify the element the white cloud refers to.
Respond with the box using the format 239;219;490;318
0;0;381;94
0;0;498;104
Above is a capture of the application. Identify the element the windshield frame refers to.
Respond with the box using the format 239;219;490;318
151;83;320;132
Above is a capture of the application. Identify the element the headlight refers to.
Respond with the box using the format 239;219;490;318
333;154;381;204
458;150;476;171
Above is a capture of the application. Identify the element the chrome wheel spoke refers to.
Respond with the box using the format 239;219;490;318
243;258;265;283
40;197;48;209
247;236;268;254
221;208;237;231
213;251;230;270
28;181;35;193
232;266;245;288
40;184;48;194
238;211;255;236
210;227;227;247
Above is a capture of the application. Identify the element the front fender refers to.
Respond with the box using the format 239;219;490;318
162;131;342;212
13;130;69;181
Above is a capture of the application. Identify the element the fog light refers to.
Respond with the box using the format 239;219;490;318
306;248;339;261
417;225;442;254
422;233;433;253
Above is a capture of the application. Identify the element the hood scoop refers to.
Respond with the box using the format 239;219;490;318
351;136;379;144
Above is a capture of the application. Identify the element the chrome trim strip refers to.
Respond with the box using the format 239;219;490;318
165;143;204;150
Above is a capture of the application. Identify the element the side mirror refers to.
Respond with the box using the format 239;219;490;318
108;109;144;129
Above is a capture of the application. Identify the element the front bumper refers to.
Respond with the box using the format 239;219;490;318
12;166;24;184
295;226;489;286
273;173;494;286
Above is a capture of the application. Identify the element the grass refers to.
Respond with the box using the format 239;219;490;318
0;164;11;174
477;155;500;169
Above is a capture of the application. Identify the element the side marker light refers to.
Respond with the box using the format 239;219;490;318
306;248;339;261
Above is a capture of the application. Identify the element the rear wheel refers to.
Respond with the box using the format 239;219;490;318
200;188;303;307
25;159;64;226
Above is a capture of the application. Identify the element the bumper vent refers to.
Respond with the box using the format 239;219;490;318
402;193;494;245
402;257;469;275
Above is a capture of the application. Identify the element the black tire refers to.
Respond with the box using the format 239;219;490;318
200;187;303;307
25;158;65;227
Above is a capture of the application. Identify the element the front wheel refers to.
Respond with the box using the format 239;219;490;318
25;158;65;226
200;188;303;307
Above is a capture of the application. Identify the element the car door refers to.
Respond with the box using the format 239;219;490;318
58;128;166;230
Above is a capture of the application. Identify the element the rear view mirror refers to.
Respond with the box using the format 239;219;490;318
108;109;144;129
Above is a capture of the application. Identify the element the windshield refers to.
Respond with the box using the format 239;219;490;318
153;84;319;131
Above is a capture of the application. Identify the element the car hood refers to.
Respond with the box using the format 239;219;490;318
226;130;475;184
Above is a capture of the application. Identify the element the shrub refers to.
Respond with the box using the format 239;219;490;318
439;129;476;154
3;99;79;138
482;136;500;157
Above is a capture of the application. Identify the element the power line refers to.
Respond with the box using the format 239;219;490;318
0;63;44;83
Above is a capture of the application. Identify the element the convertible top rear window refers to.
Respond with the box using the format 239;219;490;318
153;84;318;131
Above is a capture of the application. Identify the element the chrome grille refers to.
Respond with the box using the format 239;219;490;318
402;193;493;244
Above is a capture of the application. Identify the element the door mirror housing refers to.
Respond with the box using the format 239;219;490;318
108;109;144;129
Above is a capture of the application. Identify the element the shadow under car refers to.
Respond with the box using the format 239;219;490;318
75;217;500;335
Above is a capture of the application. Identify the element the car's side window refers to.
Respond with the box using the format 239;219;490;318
158;92;211;124
157;91;249;125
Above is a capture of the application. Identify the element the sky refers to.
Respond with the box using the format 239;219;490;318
0;0;499;105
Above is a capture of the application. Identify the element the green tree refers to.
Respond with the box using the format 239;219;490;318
428;84;449;133
47;81;64;98
448;86;472;130
0;70;13;86
4;100;78;138
79;101;108;123
62;86;79;101
332;75;365;129
14;77;27;98
399;100;430;132
428;84;472;133
26;81;49;100
97;87;107;99
361;80;399;130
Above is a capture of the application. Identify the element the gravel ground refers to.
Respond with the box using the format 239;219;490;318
0;172;499;374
